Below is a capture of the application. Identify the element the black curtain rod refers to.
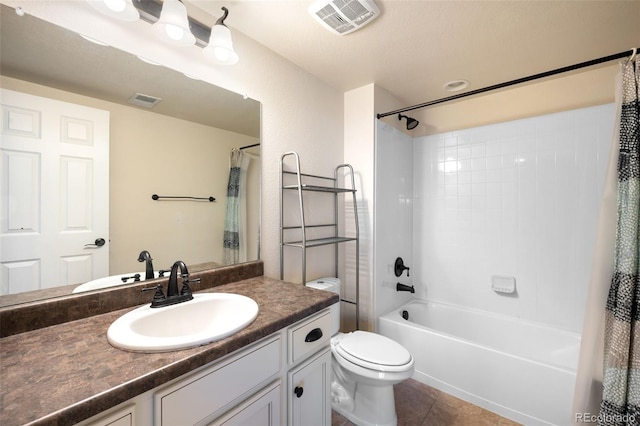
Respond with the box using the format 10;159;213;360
239;143;260;150
377;48;638;119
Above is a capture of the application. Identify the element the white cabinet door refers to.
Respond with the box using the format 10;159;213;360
209;382;281;426
0;88;109;295
288;348;331;426
79;404;135;426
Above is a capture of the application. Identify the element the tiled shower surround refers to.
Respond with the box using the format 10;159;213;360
378;103;615;332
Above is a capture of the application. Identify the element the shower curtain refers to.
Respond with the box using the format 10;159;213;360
223;148;250;265
599;58;640;424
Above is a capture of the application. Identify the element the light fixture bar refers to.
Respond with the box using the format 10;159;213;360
133;0;211;47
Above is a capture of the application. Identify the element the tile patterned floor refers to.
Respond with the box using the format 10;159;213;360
331;379;522;426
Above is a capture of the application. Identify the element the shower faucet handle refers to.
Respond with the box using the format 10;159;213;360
394;257;410;277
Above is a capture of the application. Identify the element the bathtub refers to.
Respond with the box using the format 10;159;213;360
378;300;581;426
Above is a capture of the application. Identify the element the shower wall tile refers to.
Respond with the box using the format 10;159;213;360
412;103;615;332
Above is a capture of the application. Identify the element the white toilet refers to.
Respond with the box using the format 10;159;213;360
306;278;414;426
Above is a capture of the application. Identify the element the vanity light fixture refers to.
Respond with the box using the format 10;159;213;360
152;0;195;46
86;0;239;65
86;0;139;21
136;55;162;66
80;34;110;46
203;7;239;65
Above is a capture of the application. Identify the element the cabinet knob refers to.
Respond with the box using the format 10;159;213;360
294;386;304;398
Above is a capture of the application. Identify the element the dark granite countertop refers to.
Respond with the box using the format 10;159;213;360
0;276;338;426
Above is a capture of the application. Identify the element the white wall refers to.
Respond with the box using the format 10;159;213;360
411;104;614;331
344;84;407;331
374;121;414;321
7;1;345;282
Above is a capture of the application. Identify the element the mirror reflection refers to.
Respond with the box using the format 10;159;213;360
0;5;261;305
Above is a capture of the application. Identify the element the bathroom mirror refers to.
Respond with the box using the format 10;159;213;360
0;5;261;305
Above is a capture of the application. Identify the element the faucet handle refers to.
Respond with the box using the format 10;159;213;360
142;284;166;306
121;273;141;283
181;277;200;296
394;257;411;277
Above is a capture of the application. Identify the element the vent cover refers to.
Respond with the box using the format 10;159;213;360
309;0;380;35
128;93;162;108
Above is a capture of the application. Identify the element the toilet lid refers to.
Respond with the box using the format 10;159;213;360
335;331;412;370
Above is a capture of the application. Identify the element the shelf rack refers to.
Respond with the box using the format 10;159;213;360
280;151;360;329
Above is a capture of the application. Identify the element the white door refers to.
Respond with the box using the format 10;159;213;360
0;89;109;295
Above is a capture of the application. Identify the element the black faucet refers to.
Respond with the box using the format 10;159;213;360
143;260;199;308
396;282;415;293
137;250;155;280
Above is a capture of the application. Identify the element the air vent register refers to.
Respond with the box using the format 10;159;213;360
309;0;380;35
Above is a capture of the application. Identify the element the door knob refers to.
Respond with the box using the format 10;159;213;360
294;386;304;398
85;238;106;247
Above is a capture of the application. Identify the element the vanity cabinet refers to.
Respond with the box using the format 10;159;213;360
288;348;331;426
79;308;332;426
81;404;136;426
209;381;281;426
287;309;332;426
155;336;281;425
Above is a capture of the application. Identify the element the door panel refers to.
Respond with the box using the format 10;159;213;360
0;89;109;295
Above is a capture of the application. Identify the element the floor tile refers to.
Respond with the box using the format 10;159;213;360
331;378;522;426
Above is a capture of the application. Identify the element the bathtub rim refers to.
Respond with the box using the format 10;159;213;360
379;297;581;374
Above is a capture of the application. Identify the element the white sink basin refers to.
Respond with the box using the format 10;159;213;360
107;293;259;352
72;271;161;293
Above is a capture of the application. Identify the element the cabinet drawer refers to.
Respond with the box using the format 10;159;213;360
288;310;331;365
208;381;281;426
82;404;135;426
155;336;281;425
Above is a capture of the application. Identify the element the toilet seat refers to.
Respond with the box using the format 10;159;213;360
334;331;413;373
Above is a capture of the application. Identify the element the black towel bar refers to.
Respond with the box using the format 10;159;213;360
152;194;215;202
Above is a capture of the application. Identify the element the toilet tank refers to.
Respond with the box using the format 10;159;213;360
306;277;341;335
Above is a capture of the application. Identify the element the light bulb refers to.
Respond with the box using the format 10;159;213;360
214;47;230;62
164;24;184;41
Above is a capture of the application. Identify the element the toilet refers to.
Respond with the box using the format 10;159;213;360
306;278;414;426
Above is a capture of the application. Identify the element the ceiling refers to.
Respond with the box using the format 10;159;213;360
191;0;640;114
2;1;638;133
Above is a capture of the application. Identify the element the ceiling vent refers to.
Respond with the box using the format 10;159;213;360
128;93;162;108
309;0;380;35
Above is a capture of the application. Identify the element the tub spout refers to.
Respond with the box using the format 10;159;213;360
396;283;415;293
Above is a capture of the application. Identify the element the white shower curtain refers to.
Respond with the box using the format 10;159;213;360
223;148;250;265
572;57;639;424
572;70;623;424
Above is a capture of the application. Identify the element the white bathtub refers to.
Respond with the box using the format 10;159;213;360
378;300;581;426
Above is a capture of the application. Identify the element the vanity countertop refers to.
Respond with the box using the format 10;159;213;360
0;276;339;426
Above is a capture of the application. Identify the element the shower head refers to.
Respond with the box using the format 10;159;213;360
398;113;419;130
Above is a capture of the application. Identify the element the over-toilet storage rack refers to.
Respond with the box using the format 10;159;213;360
279;151;360;329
